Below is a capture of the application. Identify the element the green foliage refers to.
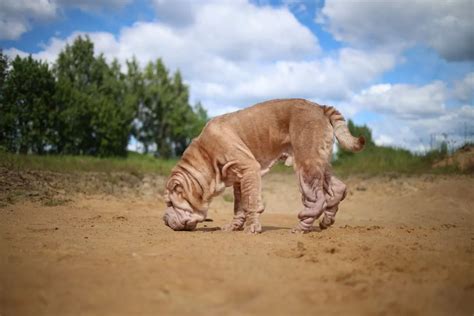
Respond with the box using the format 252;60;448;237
332;122;462;176
0;36;208;157
333;145;428;175
1;55;56;154
268;121;464;175
0;50;9;148
422;141;449;162
0;151;176;175
0;49;7;90
135;60;207;158
53;37;137;156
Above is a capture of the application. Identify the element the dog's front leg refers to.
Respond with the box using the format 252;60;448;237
240;163;264;234
319;176;347;229
222;183;246;231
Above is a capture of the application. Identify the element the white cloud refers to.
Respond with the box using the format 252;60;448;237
453;72;474;102
4;47;30;59
369;104;474;151
189;48;396;108
374;134;395;147
345;80;473;151
5;31;120;64
4;1;397;117
317;0;474;61
2;1;334;112
0;0;57;40
351;81;448;119
149;0;319;60
57;0;132;12
6;0;471;152
152;0;200;27
67;1;319;64
0;0;131;40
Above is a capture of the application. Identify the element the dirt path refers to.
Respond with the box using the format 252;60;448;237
1;173;473;315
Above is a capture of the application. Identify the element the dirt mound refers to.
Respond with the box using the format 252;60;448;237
0;167;166;207
433;144;474;172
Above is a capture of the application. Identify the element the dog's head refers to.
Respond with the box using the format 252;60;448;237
163;171;208;231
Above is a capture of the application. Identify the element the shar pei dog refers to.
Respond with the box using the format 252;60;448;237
163;99;364;233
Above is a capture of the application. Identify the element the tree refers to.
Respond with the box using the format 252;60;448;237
92;57;137;156
189;102;209;138
138;59;175;157
1;39;207;157
54;36;137;156
135;59;208;158
168;72;207;156
54;36;98;154
1;55;56;154
0;50;7;90
0;50;10;151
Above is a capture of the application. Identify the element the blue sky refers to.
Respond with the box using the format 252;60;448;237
1;0;473;151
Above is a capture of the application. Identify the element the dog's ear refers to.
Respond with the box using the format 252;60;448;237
167;178;182;192
222;160;240;178
166;178;185;204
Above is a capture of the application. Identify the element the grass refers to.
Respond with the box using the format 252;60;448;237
332;145;459;177
261;145;462;177
0;145;465;177
268;145;464;177
0;151;177;176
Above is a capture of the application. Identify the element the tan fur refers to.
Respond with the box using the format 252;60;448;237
163;98;364;232
321;105;365;152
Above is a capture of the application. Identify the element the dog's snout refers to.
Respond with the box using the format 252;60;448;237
163;213;170;227
183;219;197;231
163;207;187;231
163;206;201;231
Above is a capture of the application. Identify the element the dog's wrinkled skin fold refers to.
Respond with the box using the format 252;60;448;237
163;99;364;233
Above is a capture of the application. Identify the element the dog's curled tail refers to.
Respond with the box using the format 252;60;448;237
322;105;365;152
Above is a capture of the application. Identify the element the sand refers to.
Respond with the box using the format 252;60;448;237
1;173;473;315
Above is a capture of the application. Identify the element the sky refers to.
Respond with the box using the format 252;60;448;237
1;0;473;152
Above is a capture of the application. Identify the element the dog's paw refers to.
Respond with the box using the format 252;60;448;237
291;225;321;234
244;222;262;234
222;222;244;232
291;227;309;234
291;227;304;234
319;217;335;230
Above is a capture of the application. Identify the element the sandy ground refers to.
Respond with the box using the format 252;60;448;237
1;172;473;316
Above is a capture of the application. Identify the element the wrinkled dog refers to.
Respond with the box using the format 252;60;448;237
163;99;364;233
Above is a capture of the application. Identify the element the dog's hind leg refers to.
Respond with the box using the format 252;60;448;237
222;183;246;231
320;176;347;229
289;109;334;232
293;167;327;232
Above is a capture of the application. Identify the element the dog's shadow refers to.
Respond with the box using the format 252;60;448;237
195;225;291;232
262;226;291;232
196;226;221;232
